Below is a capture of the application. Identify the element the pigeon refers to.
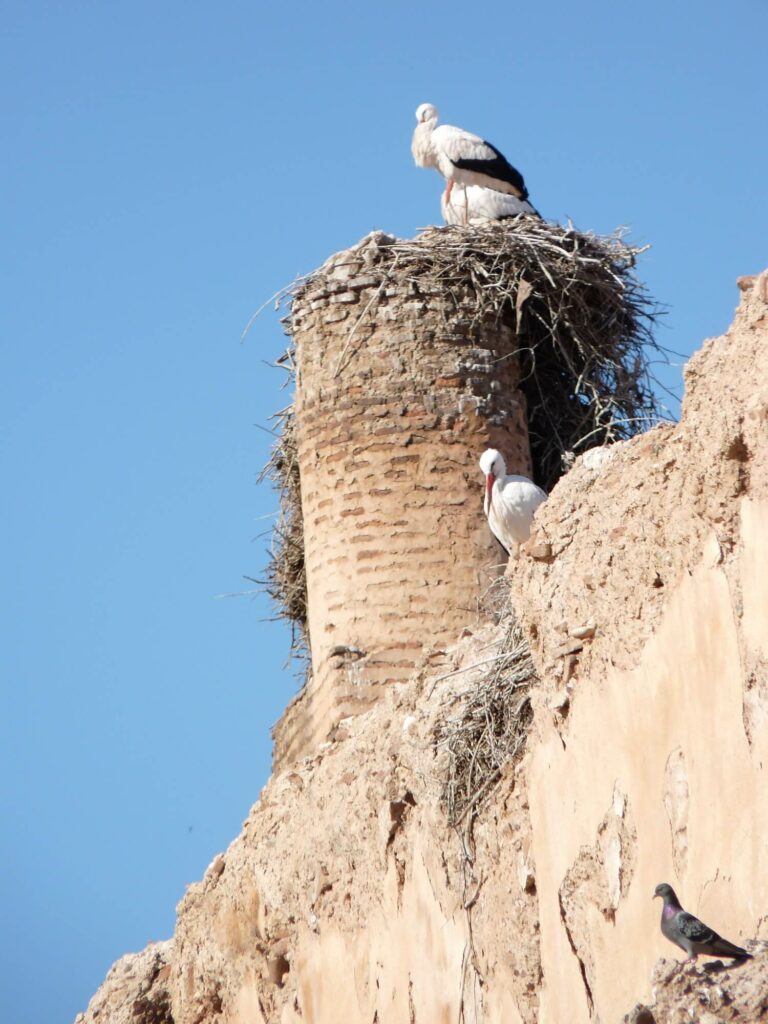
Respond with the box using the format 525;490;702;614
653;882;752;962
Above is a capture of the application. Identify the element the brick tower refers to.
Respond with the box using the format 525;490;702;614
272;231;534;767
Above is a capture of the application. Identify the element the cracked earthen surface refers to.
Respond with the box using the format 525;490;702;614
512;270;768;1021
75;941;173;1024
624;952;768;1023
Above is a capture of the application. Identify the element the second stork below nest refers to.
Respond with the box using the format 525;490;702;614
480;448;547;557
412;103;539;223
442;184;539;225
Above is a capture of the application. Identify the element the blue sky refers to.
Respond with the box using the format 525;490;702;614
2;2;766;1021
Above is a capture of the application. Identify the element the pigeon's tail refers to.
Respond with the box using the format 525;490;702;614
710;937;752;959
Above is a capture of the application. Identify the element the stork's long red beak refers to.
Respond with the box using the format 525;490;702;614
485;473;494;509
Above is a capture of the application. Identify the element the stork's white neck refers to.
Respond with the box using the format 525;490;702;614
411;121;438;169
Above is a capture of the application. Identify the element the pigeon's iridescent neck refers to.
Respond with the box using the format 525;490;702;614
662;903;678;919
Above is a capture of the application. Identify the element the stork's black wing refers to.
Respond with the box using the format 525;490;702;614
452;140;529;199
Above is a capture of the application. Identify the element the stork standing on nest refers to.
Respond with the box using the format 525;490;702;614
479;448;547;557
412;103;538;223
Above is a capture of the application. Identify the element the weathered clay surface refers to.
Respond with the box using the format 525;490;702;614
77;271;768;1024
75;940;173;1024
511;269;768;1021
167;621;542;1024
624;951;768;1023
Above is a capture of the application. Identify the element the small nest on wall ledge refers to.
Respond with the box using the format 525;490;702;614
255;218;667;670
434;595;538;826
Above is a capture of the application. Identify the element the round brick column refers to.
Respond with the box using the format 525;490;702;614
273;231;533;766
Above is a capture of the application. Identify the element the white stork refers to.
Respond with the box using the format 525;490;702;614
441;183;539;225
412;103;537;222
479;448;547;556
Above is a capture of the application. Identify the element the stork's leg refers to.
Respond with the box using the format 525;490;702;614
463;185;469;225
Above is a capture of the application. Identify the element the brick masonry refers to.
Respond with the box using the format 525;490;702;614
272;232;534;768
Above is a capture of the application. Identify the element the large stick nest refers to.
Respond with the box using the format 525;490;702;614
375;219;664;490
258;218;667;669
